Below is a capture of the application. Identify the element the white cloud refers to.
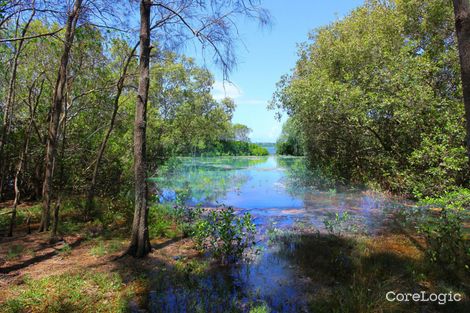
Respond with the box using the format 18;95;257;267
212;81;242;100
212;81;269;106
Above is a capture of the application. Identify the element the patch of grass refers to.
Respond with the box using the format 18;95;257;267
57;243;72;256
90;239;124;257
249;303;270;313
90;240;107;257
6;244;25;260
174;258;210;275
148;205;179;239
2;271;130;313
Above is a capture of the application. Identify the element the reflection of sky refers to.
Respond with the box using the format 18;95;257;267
152;156;407;233
148;156;409;313
152;156;305;209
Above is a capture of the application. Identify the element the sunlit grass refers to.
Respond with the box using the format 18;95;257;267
2;272;132;313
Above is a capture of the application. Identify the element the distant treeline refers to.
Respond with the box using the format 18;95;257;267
196;140;269;156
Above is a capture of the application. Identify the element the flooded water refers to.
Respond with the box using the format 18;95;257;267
148;156;407;312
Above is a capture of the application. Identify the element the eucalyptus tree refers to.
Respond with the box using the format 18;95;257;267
127;0;269;257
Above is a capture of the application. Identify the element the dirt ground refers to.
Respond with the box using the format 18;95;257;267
0;229;198;307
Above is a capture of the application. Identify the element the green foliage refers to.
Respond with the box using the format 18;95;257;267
90;239;123;257
276;118;304;156
249;303;270;313
58;243;72;256
193;206;257;264
200;140;269;156
148;205;176;239
271;0;468;197
400;188;470;277
323;211;357;236
417;189;470;275
6;244;25;260
0;20;256;201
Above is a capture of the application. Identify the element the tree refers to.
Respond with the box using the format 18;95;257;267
453;0;470;164
127;0;152;257
126;0;269;257
272;0;466;196
38;0;83;232
231;124;252;142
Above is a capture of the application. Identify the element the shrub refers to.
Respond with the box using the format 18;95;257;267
323;211;357;236
193;206;257;264
402;188;470;277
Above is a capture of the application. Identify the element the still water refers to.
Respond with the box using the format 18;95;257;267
148;156;405;312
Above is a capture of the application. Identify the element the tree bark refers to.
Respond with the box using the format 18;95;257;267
50;89;68;242
453;0;470;163
39;0;82;232
86;42;139;215
127;0;152;258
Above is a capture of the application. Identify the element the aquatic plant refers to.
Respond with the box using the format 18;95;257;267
323;211;357;236
194;206;257;264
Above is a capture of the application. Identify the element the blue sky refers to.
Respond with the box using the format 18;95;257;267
194;1;364;142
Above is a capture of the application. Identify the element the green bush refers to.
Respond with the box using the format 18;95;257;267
193;206;257;264
148;205;175;238
402;188;470;277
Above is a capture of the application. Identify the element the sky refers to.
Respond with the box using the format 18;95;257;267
192;1;364;143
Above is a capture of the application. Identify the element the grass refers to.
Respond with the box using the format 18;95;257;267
89;239;124;257
148;204;181;239
272;232;469;313
5;244;25;260
249;303;270;313
2;272;133;313
58;243;72;256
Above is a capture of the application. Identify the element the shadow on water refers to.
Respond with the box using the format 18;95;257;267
142;230;469;312
145;156;468;312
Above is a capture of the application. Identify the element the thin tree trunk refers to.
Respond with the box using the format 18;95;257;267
86;42;139;215
453;0;470;163
0;6;36;199
8;79;43;237
50;91;68;242
127;0;152;258
39;0;82;232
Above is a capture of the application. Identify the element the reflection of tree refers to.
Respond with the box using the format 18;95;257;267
277;156;336;195
150;156;268;204
276;157;311;197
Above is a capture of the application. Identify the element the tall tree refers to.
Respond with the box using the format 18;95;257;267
126;0;269;257
127;0;152;257
453;0;470;163
38;0;82;232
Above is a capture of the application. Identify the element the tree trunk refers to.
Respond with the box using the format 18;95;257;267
8;79;43;237
0;7;36;200
453;0;470;163
86;43;139;215
50;90;68;242
127;0;152;258
39;0;82;232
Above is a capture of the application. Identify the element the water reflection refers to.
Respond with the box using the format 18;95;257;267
147;156;407;312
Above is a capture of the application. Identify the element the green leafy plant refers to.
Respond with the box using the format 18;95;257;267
323;211;356;236
193;206;257;264
413;189;470;275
